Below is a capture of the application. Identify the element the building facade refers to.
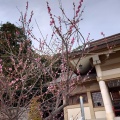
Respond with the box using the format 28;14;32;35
64;33;120;120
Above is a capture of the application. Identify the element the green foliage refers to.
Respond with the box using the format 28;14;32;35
0;22;27;54
72;45;83;52
0;22;31;69
29;97;42;120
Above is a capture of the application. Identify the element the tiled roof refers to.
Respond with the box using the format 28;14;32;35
89;33;120;52
70;33;120;59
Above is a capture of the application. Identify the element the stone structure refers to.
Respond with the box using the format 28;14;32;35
64;33;120;120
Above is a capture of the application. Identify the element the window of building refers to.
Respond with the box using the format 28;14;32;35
69;93;88;105
91;91;104;107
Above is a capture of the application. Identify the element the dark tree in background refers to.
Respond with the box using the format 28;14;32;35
0;22;31;68
0;22;27;52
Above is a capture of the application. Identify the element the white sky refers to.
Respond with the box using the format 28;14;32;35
0;0;120;47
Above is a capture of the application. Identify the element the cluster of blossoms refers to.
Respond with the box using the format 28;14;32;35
47;2;55;26
68;0;84;33
47;84;56;92
0;59;2;72
9;78;19;86
76;0;83;17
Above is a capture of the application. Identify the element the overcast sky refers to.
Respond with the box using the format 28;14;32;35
0;0;120;46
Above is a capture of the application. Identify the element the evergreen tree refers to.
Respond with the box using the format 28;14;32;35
0;22;31;68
